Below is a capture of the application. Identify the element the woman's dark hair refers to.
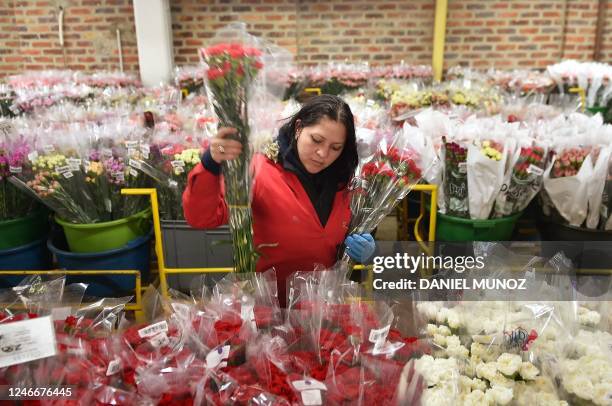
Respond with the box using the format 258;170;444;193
278;94;358;187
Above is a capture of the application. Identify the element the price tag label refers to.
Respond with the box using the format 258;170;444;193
301;390;322;405
138;321;168;338
129;159;142;170
458;162;467;174
0;316;57;368
206;345;230;369
140;144;150;159
106;357;122;376
527;164;544;176
292;379;327;391
66;158;81;171
8;166;22;174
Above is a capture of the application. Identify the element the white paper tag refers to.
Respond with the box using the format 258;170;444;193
173;166;184;174
168;180;178;188
56;165;71;174
129;168;138;177
301;390;322;406
104;198;112;212
458;162;467;174
149;332;170;348
51;306;72;321
373;340;405;357
0;120;14;137
292;379;327;391
369;325;390;344
9;166;22;174
66;158;81;171
171;160;185;168
140;143;150;158
27;151;38;162
106;357;122;376
206;345;230;369
102;148;113;158
67;347;86;355
127;148;137;157
171;303;190;319
366;99;375;107
129;159;142;170
0;316;57;368
527;164;544;176
240;305;255;322
42;144;55;154
63;171;74;179
113;172;125;182
138;321;169;338
124;140;138;148
9;104;21;115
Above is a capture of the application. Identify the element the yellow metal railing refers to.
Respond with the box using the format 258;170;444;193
0;269;145;322
122;188;233;298
569;87;586;112
304;87;322;96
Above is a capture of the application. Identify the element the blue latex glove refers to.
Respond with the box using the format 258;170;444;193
345;233;376;263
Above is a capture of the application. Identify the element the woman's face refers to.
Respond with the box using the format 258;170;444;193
295;117;346;174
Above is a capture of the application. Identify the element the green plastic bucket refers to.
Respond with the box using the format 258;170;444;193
436;211;523;241
0;209;49;250
587;106;610;123
55;209;152;253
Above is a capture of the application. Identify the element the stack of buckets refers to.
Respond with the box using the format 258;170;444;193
48;209;153;296
0;208;52;285
0;206;153;297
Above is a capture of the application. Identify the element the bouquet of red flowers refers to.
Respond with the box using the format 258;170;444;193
495;142;548;217
344;134;425;265
200;24;265;274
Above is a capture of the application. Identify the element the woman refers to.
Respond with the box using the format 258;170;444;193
183;95;375;304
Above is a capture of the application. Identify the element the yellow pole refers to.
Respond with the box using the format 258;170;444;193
569;87;586;112
432;0;448;82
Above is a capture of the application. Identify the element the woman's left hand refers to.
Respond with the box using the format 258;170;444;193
345;233;376;263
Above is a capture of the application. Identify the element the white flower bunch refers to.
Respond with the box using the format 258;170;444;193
566;329;612;358
578;305;602;327
415;355;461;405
514;377;568;406
559;353;612;406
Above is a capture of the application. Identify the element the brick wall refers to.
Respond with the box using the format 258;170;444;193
0;0;139;77
0;2;17;74
295;0;434;65
170;0;298;66
1;0;611;79
599;0;612;62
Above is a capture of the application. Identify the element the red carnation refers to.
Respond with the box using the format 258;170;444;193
207;67;225;81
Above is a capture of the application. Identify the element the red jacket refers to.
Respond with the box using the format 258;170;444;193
182;154;351;304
